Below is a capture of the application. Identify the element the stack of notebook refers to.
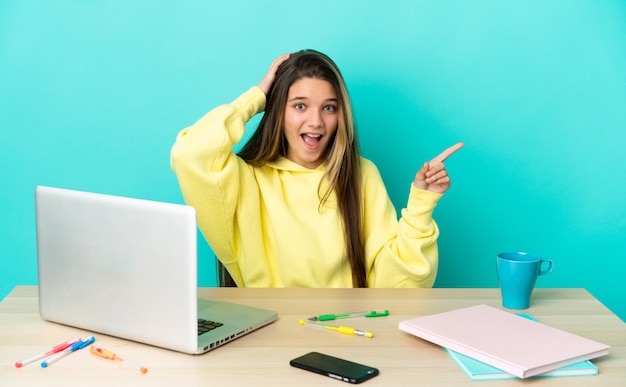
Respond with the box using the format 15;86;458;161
398;304;609;380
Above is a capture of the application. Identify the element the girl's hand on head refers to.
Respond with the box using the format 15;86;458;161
413;142;464;194
257;53;291;95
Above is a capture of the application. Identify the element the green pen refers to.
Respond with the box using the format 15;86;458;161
309;310;389;321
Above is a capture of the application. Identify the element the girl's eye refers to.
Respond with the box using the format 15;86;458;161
295;103;305;110
324;105;337;112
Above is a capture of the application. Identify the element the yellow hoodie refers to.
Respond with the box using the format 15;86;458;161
171;86;441;288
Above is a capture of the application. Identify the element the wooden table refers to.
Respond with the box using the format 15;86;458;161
1;286;625;386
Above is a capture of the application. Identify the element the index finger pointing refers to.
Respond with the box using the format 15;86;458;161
429;142;464;165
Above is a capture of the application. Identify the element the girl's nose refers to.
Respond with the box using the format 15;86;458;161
307;109;323;127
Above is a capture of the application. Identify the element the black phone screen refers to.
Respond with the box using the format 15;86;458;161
289;351;379;384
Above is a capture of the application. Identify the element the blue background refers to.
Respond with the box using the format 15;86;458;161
1;0;625;321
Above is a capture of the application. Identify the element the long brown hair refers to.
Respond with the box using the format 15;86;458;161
221;49;366;287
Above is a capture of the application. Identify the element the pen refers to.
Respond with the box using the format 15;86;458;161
299;319;374;338
90;346;148;374
309;309;389;321
41;336;95;368
15;338;80;368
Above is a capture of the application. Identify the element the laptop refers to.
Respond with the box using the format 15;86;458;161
35;185;277;355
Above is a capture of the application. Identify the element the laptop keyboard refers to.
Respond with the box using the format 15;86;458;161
198;319;224;336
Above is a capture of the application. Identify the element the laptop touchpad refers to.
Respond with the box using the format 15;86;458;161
198;299;218;311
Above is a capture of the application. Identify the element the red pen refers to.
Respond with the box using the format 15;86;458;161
15;338;81;368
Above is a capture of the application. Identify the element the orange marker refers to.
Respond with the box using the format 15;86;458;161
90;346;148;374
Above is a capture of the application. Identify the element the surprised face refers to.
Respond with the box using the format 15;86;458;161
283;77;339;169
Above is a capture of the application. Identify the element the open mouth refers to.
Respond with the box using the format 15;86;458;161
301;133;322;147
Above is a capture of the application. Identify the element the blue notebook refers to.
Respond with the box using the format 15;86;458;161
444;314;598;381
445;348;597;381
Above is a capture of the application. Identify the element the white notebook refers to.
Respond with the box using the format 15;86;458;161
398;304;609;378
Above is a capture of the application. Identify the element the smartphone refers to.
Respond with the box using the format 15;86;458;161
289;351;379;384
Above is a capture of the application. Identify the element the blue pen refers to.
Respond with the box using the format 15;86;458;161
41;336;95;368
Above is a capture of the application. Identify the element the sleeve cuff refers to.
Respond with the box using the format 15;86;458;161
230;86;266;121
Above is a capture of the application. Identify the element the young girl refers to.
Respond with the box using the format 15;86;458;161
170;49;462;288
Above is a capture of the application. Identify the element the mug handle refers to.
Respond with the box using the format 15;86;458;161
539;259;554;275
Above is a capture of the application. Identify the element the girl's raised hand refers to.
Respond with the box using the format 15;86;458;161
257;53;291;95
413;142;464;194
